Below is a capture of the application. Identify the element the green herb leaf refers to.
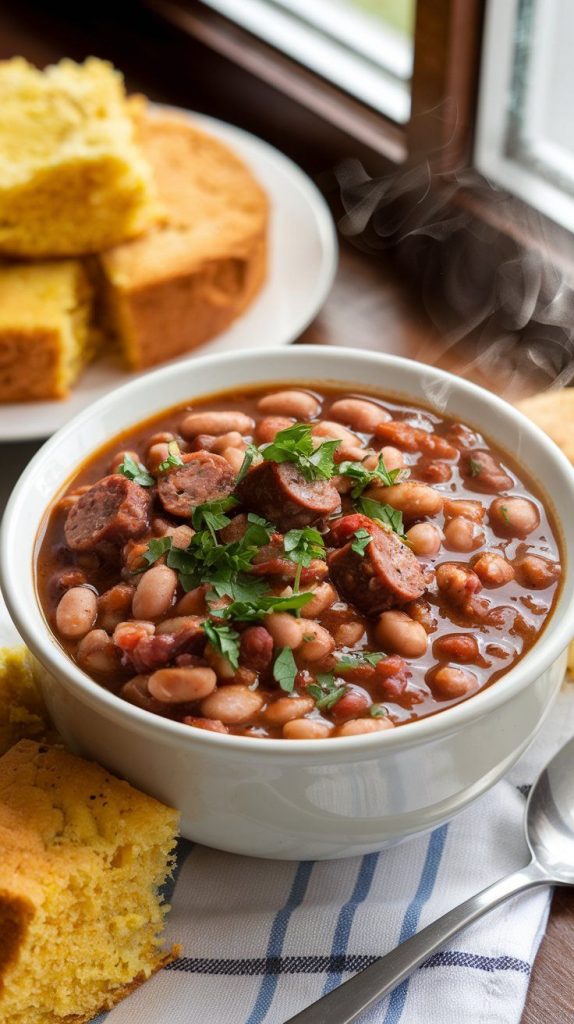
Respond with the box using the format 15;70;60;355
338;452;403;499
143;535;173;566
203;620;240;670
117;454;155;487
259;423;340;481
157;440;185;474
236;443;260;485
273;647;298;693
307;672;346;710
370;703;388;718
244;512;275;547
351;527;372;556
336;652;385;671
468;456;482;478
212;591;314;623
357;496;404;537
191;496;239;540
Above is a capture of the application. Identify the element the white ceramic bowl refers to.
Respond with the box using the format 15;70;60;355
3;347;574;860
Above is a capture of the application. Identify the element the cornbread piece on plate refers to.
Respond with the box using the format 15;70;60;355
0;647;56;755
0;57;156;257
99;109;268;369
0;740;179;1024
0;260;97;401
516;388;574;464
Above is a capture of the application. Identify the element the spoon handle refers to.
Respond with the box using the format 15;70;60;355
284;860;547;1024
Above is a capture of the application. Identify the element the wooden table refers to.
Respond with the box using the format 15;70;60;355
0;4;572;1019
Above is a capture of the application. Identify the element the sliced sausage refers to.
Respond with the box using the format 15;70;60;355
157;452;235;518
327;516;425;616
236;461;340;531
65;475;151;552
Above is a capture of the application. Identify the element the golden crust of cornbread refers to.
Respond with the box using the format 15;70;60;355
0;647;57;756
99;108;268;369
0;259;98;401
516;389;574;464
0;740;179;1024
0;58;157;257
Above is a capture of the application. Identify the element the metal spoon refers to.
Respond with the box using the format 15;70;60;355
285;736;574;1024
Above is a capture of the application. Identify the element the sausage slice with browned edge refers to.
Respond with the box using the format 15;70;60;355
327;514;425;616
65;475;151;552
236;460;341;531
158;452;236;518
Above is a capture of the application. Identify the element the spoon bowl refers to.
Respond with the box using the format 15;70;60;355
526;734;574;882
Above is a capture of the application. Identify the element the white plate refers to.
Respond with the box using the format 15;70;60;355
0;105;338;441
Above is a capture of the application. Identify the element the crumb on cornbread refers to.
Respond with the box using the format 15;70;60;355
0;57;157;257
0;740;179;1024
99;109;268;369
0;647;56;755
0;259;98;401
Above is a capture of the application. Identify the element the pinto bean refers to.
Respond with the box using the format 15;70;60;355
255;416;295;444
239;626;274;672
283;719;331;738
147;443;170;475
171;525;194;549
431;666;477;698
473;552;514;587
221;446;246;473
299;582;337;618
329;398;390;433
461;451;513;493
173;586;208;616
443;517;485;552
132;565;177;621
489;497;540;538
257;390;320;419
156;615;205;636
406;523;443;557
433;634;479;663
147;431;176;449
200;685;265;724
179;410;255;438
297;621;336;662
56;586;97;640
335;717;395;736
416;461;452;484
435;563;482;608
264;612;304;649
514;555;561;589
183;716;229;734
262;695;314;726
204;642;236;681
210;431;245;453
333;619;366;647
443;499;485;523
148;666;217;703
97;583;135;633
77;629;122;674
404;598;435;632
120;675;169;715
122;540;150;574
109;449;141;473
312;420;357;445
367;481;443;519
374;610;428;658
380;446;405;471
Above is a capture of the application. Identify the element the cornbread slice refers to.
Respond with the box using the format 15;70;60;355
0;58;157;257
99;109;268;369
0;740;179;1024
0;259;97;400
0;647;56;756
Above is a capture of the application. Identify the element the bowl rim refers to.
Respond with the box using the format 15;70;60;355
3;344;574;760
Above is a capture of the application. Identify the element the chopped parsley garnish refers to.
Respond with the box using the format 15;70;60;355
307;672;346;710
203;620;240;670
351;527;372;556
500;504;511;524
338;452;403;498
273;647;298;693
157;440;185;474
357;496;404;537
117;454;155;487
142;535;172;566
283;527;326;592
212;591;314;623
336;652;385;671
370;703;388;718
240;423;341;483
468;456;482;478
191;496;240;542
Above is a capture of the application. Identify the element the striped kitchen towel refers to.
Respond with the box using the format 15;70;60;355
92;777;550;1024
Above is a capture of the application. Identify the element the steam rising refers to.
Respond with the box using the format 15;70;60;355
335;158;574;395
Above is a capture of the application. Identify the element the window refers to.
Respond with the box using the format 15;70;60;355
475;0;574;233
200;0;415;122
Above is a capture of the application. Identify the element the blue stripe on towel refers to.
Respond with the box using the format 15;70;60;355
164;950;531;976
322;853;380;994
382;824;449;1024
245;861;315;1024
